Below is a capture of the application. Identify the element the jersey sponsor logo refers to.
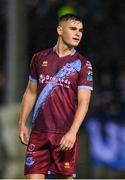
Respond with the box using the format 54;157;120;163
87;70;93;81
39;74;71;88
25;157;34;166
64;162;70;168
41;60;48;67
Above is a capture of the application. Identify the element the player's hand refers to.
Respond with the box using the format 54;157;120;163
59;131;76;151
19;124;29;145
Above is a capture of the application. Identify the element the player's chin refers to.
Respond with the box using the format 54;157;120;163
69;43;79;48
72;41;80;47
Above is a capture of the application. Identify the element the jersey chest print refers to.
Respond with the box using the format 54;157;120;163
33;59;81;122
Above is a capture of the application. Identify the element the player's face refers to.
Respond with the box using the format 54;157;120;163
58;20;83;47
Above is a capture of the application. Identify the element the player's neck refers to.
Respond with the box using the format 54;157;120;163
55;39;74;57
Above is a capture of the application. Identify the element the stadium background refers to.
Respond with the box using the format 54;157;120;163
0;0;125;178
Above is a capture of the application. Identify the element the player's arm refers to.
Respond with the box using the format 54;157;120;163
60;89;91;150
69;89;91;134
19;80;37;145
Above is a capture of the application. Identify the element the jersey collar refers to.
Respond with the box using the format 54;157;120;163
53;46;76;57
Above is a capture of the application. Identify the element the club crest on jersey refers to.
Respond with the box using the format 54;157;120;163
25;157;34;166
41;60;48;67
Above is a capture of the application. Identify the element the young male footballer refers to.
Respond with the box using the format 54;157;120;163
19;14;93;179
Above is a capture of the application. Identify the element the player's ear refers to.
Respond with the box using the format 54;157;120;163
57;25;63;36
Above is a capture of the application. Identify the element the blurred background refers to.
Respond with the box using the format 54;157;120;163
0;0;125;179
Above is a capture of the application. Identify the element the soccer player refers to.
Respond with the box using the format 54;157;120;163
19;14;93;179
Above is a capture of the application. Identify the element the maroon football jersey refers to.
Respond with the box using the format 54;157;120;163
29;47;93;133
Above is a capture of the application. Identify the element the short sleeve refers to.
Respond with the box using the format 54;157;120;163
29;54;38;83
78;60;93;91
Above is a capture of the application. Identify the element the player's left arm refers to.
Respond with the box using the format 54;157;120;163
60;89;91;151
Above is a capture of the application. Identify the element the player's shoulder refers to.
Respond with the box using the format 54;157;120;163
76;51;92;65
33;48;53;59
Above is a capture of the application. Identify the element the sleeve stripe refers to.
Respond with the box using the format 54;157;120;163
78;85;93;91
29;75;37;83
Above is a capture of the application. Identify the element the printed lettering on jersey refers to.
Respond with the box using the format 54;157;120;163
39;74;71;88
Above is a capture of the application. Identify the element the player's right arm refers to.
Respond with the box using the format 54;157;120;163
19;80;37;145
